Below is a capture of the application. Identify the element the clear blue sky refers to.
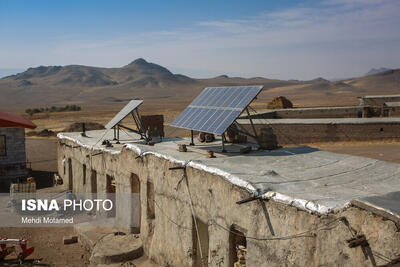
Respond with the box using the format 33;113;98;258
0;0;399;79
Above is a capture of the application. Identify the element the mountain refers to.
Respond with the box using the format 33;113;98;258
307;77;330;84
0;59;399;110
366;67;392;76
257;69;400;107
0;58;299;110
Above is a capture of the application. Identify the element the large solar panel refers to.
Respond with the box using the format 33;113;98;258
105;100;143;129
171;85;263;135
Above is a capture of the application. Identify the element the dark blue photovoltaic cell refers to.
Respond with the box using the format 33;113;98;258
203;109;230;133
171;85;263;135
171;107;191;126
191;108;216;130
185;108;208;129
215;110;242;134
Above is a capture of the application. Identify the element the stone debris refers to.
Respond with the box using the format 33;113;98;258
207;150;215;158
178;144;187;152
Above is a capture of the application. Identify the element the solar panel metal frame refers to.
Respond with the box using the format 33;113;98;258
105;100;143;129
171;85;263;135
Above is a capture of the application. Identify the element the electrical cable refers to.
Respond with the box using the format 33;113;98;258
183;170;206;267
152;198;395;264
153;198;192;230
151;188;343;241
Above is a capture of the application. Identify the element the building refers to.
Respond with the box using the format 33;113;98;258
358;95;400;106
57;130;400;266
238;117;400;144
0;112;36;190
238;93;400;144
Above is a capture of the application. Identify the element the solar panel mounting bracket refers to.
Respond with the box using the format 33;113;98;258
105;99;149;143
113;110;148;143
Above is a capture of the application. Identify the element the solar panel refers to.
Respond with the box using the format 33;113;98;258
105;100;143;129
171;86;263;135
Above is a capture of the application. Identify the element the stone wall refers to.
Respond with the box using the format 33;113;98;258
250;107;363;119
0;127;29;189
247;106;400;120
58;139;400;266
243;122;400;144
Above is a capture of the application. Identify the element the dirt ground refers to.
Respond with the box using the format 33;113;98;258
0;224;160;267
0;227;91;266
26;138;58;172
25;138;58;189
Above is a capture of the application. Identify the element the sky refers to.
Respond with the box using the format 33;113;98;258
0;0;399;80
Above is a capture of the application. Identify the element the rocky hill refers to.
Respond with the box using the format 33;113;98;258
1;59;399;110
0;58;299;109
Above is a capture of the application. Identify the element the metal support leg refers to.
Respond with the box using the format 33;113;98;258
113;127;117;140
246;107;258;141
221;134;227;153
135;109;148;141
190;130;194;146
116;125;120;144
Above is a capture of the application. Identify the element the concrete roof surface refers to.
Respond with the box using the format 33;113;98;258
362;95;400;98
237;117;400;124
58;130;400;218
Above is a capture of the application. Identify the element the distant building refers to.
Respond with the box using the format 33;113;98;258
358;94;400;106
0;112;36;190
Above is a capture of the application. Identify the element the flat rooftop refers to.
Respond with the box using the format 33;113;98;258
58;130;400;220
237;117;400;124
362;95;400;98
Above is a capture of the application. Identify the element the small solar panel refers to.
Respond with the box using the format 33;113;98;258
105;100;143;129
171;86;263;135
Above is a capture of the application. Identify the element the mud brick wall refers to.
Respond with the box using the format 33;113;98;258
249;107;363;120
274;107;362;119
246;122;400;144
58;138;400;267
248;106;400;120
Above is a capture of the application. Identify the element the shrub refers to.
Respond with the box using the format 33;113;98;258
25;105;82;115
